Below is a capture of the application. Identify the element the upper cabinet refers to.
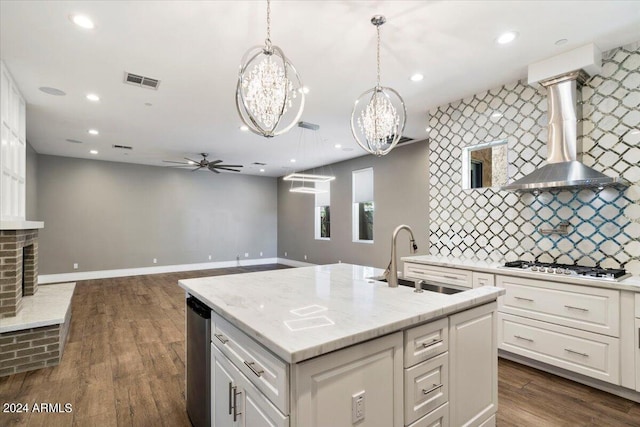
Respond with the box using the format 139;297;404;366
0;61;26;221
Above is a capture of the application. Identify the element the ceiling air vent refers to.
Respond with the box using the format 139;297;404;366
124;72;161;90
112;144;133;150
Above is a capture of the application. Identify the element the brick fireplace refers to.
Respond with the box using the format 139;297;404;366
0;221;75;377
0;229;39;318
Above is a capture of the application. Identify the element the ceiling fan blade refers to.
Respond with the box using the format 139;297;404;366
184;157;200;164
215;164;243;168
166;165;196;168
214;167;242;172
209;168;221;174
209;159;223;165
191;166;204;172
163;160;190;165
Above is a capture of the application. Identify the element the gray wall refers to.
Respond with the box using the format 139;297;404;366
37;155;278;274
25;141;38;220
277;141;429;269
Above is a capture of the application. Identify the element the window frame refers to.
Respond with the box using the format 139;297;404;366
352;167;374;244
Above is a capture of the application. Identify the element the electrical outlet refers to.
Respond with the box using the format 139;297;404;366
339;260;342;263
244;252;249;258
284;252;287;257
208;255;212;260
304;254;307;260
73;263;78;270
352;391;365;423
153;258;157;264
260;251;263;257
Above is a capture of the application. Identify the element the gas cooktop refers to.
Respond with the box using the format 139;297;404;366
502;260;630;281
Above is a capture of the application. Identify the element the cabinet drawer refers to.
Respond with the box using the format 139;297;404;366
499;313;620;384
404;317;448;367
404;263;472;288
497;275;619;337
407;402;449;427
212;312;289;414
404;352;449;425
473;272;494;288
211;344;289;427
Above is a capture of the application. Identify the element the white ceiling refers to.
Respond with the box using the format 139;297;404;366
1;1;639;177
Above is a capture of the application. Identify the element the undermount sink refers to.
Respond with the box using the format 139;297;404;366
372;277;465;295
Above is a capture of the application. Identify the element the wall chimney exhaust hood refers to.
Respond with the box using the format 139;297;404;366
502;45;629;193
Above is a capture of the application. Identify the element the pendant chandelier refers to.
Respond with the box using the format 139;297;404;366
284;122;335;194
350;16;406;157
236;0;305;138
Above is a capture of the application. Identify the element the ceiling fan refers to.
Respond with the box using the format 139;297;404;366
163;153;243;173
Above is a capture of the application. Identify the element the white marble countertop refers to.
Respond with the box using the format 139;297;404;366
179;263;503;364
0;283;75;333
402;255;640;292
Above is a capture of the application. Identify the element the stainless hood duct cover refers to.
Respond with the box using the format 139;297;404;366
502;71;629;193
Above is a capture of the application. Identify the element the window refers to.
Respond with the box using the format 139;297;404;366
315;181;330;240
352;168;374;242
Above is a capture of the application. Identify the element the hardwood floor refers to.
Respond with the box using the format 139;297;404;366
1;265;638;426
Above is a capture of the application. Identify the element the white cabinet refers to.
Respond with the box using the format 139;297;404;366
449;302;498;427
212;344;289;427
472;272;494;288
635;294;640;393
404;263;473;288
293;332;403;427
0;61;26;221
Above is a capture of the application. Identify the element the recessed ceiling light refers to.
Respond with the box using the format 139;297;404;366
88;129;99;135
259;168;265;172
496;31;518;45
410;73;424;82
39;87;66;96
491;112;503;118
89;150;98;155
239;125;249;132
70;14;95;29
86;93;100;102
290;159;296;163
334;144;342;149
555;39;568;46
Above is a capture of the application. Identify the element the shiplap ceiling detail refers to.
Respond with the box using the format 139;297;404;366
1;1;638;176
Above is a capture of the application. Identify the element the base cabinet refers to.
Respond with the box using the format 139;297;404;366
449;303;498;427
212;344;289;427
636;318;640;393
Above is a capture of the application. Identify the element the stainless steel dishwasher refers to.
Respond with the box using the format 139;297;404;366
186;295;211;427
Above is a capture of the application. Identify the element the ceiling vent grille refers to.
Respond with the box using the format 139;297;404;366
112;144;133;150
124;72;160;90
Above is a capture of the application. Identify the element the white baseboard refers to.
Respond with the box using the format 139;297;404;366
276;258;317;267
38;258;282;284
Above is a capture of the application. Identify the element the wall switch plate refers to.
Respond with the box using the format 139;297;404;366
260;252;263;257
284;252;287;257
244;252;249;258
73;263;78;270
153;258;157;264
304;255;307;260
208;255;212;260
352;390;365;423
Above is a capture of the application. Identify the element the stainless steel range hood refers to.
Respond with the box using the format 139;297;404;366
502;70;629;193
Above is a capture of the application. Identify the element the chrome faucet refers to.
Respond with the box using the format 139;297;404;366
384;224;418;288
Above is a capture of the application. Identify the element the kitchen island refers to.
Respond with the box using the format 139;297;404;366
179;263;504;427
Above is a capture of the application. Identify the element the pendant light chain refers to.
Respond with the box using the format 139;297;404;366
265;0;272;50
376;23;381;89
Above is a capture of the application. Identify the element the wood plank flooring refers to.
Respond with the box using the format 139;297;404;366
1;265;638;426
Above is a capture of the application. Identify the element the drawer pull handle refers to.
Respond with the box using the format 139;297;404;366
514;335;534;343
232;386;242;421
214;333;229;344
565;348;589;358
228;382;233;415
244;360;264;377
443;275;458;280
564;305;589;312
422;384;443;395
514;296;534;302
422;339;443;349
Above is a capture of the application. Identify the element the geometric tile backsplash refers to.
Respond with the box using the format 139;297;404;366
427;43;640;275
